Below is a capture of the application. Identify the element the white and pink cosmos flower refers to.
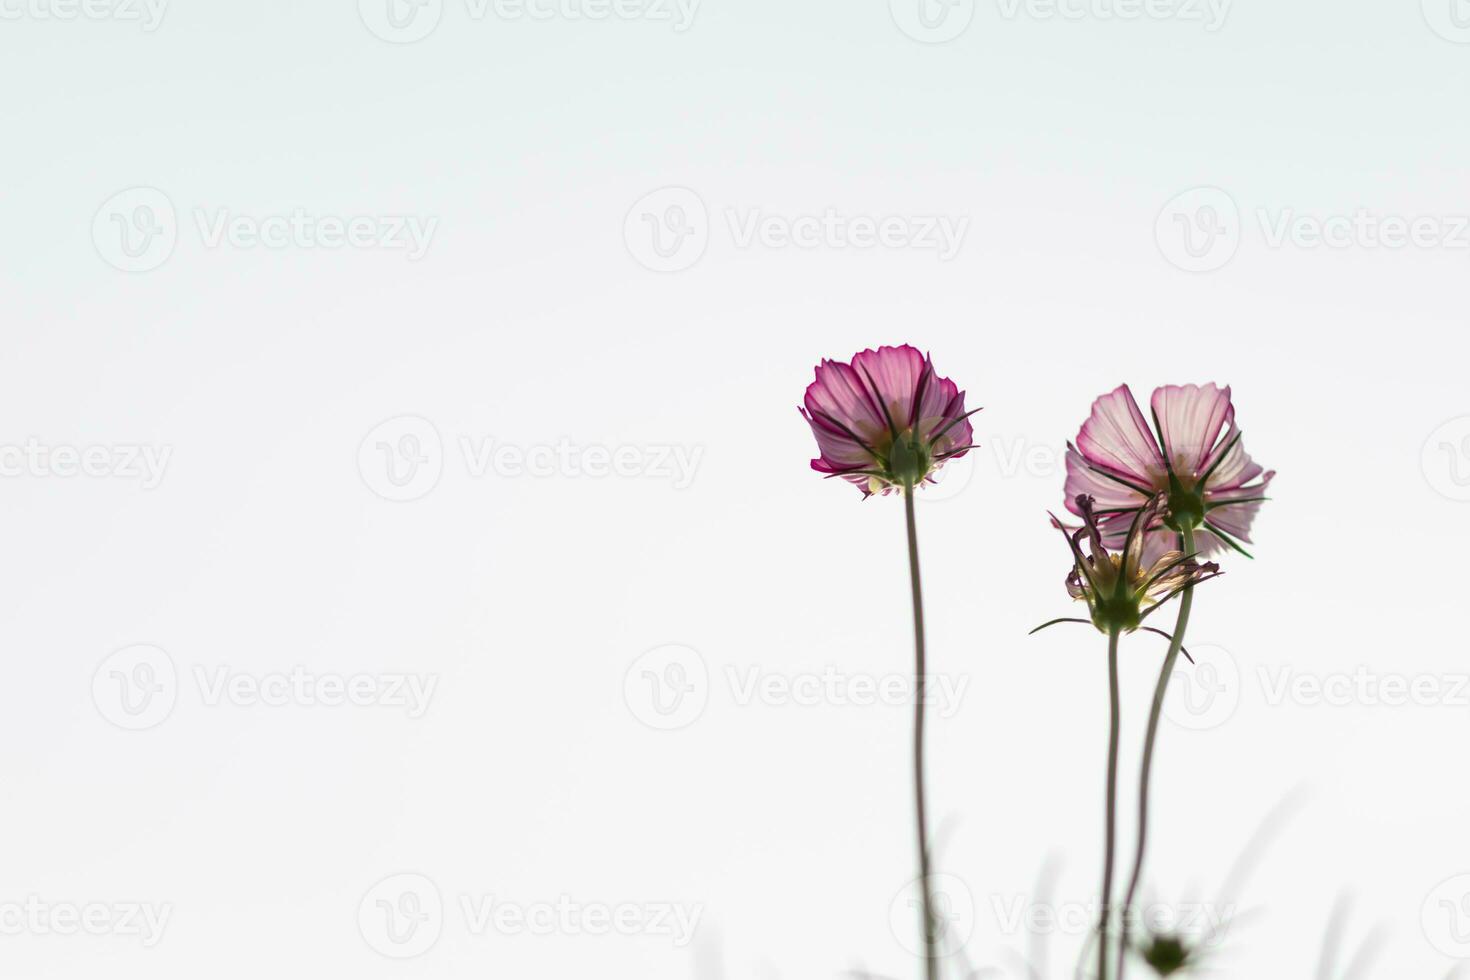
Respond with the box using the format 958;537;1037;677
1064;383;1273;560
800;345;977;497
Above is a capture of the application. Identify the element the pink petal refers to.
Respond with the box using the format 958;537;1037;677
1064;447;1151;513
803;360;888;444
1201;429;1265;491
801;409;876;472
850;345;926;429
1151;384;1235;479
1075;384;1167;489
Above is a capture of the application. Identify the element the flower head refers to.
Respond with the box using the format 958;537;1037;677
1065;383;1273;561
799;345;977;497
1050;494;1219;635
1138;932;1198;976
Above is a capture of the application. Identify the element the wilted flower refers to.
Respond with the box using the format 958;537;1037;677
1044;494;1219;635
799;345;977;497
1065;383;1273;559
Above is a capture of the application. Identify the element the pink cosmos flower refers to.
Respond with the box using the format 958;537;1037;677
800;345;977;497
1064;383;1273;559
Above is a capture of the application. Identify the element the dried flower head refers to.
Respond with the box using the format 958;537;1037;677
1042;494;1220;636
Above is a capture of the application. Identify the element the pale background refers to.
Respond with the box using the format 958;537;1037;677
2;0;1469;977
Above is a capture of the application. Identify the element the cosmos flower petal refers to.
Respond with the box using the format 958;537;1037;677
851;345;927;428
801;411;878;472
1075;384;1167;486
804;361;888;444
1204;499;1264;542
1202;427;1265;491
1064;446;1152;513
1207;472;1274;503
1151;383;1234;476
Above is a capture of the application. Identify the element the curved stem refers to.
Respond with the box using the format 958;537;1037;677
1098;626;1123;980
1116;525;1197;980
903;489;938;980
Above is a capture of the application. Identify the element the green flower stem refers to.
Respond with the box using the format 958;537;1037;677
1099;625;1123;980
903;488;938;980
1116;524;1197;980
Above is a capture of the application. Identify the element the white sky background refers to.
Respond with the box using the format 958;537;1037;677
2;0;1469;977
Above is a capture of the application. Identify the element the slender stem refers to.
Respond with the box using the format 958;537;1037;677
903;488;938;980
1116;525;1197;980
1098;626;1123;980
